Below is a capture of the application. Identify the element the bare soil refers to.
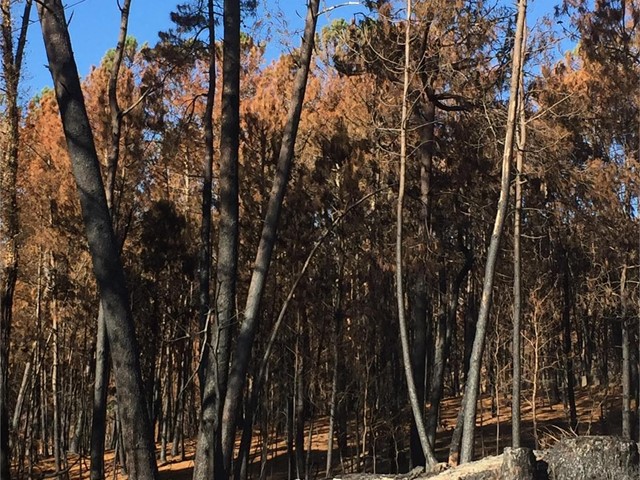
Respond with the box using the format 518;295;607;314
26;385;624;479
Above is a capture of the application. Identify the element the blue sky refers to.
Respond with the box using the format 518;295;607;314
21;0;557;98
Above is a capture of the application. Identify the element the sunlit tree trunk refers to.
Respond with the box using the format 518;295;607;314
459;0;527;463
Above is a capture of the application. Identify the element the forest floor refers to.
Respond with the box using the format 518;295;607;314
27;385;624;479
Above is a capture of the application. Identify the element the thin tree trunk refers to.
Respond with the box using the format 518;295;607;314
70;407;84;456
37;2;158;478
91;1;131;476
459;0;527;464
409;276;428;467
396;0;438;468
40;353;49;458
171;349;185;458
448;404;465;466
531;309;540;448
410;85;436;471
192;0;232;478
326;339;339;478
326;278;344;479
160;356;170;464
213;0;241;406
426;247;473;447
220;0;320;470
287;396;295;480
0;2;31;476
561;249;578;431
11;356;32;432
197;0;216;394
294;315;306;480
52;296;63;475
91;308;110;480
511;34;527;448
621;266;631;439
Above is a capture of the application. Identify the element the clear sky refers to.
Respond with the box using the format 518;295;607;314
21;0;556;99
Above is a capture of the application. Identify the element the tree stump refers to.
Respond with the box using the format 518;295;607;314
546;436;639;480
499;447;536;479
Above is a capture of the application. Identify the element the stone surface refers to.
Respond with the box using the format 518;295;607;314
545;436;639;480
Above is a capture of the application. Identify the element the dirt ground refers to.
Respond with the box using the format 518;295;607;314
25;385;623;479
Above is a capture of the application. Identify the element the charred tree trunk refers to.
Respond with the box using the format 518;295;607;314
37;2;158;478
396;0;438;467
561;249;578;432
409;71;437;469
427;245;472;447
90;309;110;480
0;1;31;476
621;266;631;439
409;276;428;467
294;314;307;480
220;0;320;470
326;273;344;479
197;0;216;393
91;1;131;476
512;42;526;448
193;0;235;478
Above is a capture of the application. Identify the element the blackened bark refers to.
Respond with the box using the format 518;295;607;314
220;0;320;470
621;266;631;439
326;276;344;479
448;401;465;466
287;397;295;480
105;0;130;214
213;0;241;401
294;315;307;480
90;309;110;480
409;92;436;469
561;249;578;431
92;1;131;476
1;1;31;476
409;276;428;467
193;0;233;478
197;0;216;392
396;0;438;467
427;247;472;447
37;2;158;478
512;47;526;447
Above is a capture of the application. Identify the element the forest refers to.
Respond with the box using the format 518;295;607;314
2;0;640;479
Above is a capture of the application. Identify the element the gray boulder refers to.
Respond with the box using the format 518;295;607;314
545;436;639;480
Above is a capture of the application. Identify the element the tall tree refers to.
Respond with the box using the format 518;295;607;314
459;0;527;463
395;0;438;469
0;1;31;477
36;1;158;478
511;28;527;448
192;0;222;477
91;2;132;478
220;0;320;470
